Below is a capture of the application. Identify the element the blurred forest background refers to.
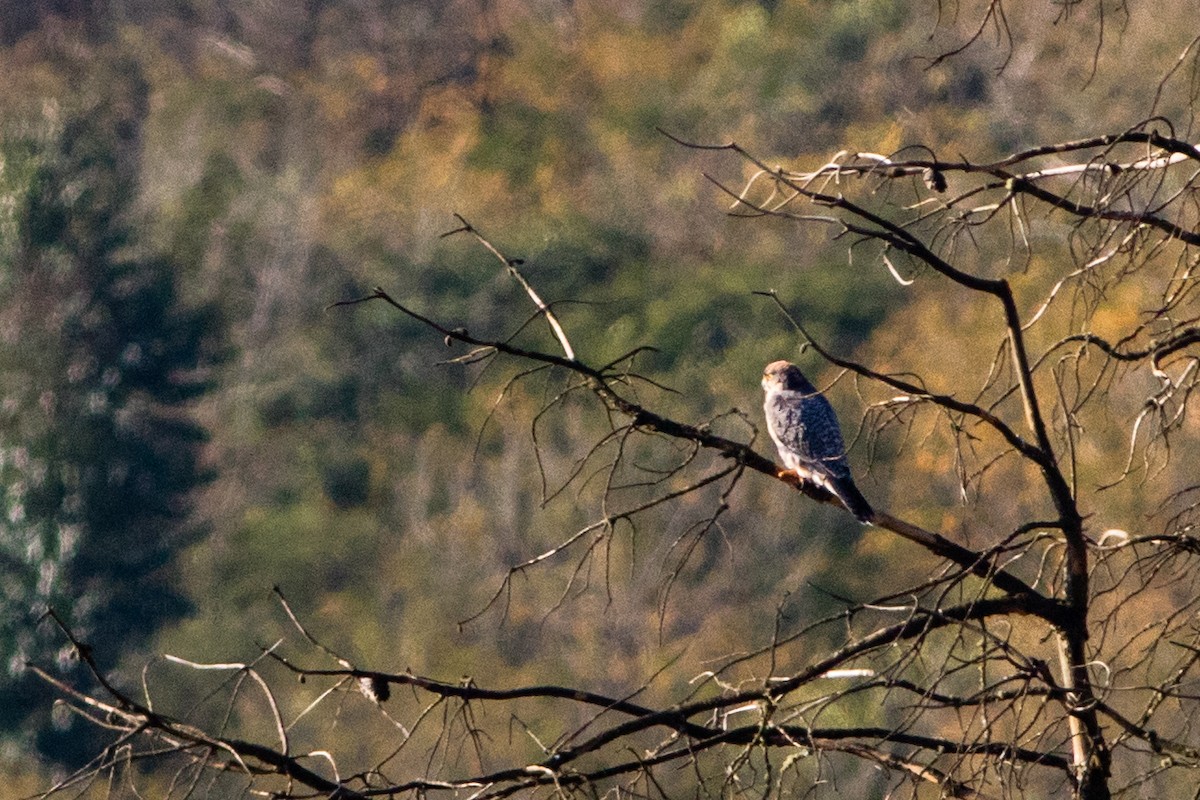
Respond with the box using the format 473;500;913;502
1;0;1197;793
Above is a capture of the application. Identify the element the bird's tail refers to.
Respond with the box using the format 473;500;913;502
834;478;874;524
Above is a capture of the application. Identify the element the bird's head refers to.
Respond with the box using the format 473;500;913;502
762;360;814;393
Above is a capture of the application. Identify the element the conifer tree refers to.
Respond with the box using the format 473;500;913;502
0;59;218;760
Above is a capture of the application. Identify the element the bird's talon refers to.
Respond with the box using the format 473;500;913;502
776;469;803;487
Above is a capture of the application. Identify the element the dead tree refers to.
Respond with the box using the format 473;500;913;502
33;110;1200;799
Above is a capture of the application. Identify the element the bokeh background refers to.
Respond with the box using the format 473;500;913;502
1;0;1196;792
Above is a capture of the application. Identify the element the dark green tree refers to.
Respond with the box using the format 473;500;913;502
0;60;218;761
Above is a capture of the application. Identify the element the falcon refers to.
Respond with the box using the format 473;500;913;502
762;360;874;523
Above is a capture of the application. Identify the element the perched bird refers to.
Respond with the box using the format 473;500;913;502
761;360;874;523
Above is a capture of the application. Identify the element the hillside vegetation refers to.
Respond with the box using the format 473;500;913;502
3;2;1200;797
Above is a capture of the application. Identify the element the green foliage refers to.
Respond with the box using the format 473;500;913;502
169;152;244;270
469;101;568;188
3;0;1199;790
321;454;371;509
0;57;218;761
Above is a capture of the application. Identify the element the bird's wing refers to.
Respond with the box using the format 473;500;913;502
798;393;851;474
